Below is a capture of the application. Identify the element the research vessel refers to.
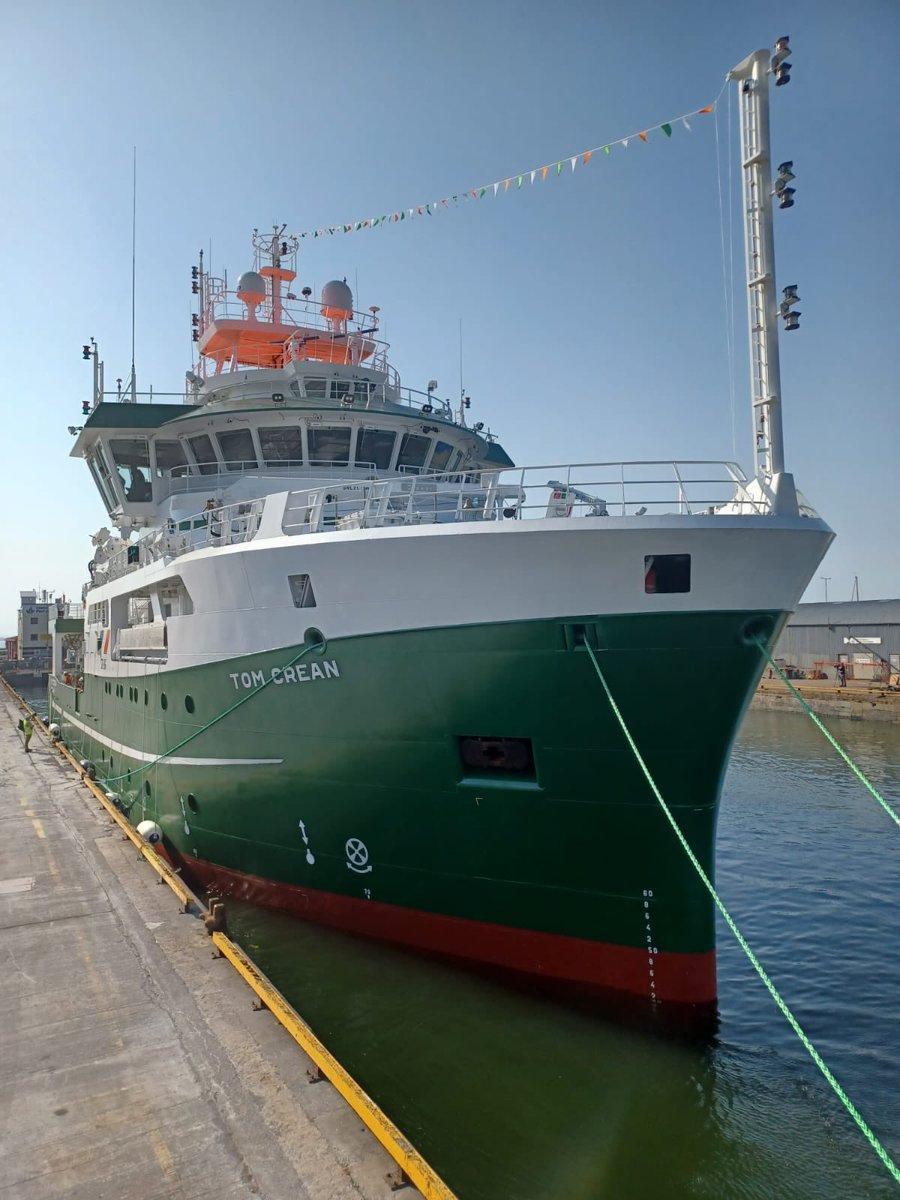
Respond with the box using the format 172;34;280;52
50;42;832;1015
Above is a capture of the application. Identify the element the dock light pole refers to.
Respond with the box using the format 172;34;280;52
728;39;799;516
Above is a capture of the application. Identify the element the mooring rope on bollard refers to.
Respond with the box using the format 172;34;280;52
754;636;899;830
584;642;900;1188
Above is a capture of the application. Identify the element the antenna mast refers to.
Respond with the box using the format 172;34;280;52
128;147;138;402
728;38;798;514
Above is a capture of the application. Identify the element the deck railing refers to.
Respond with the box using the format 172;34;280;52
84;461;812;592
87;498;265;589
280;460;767;534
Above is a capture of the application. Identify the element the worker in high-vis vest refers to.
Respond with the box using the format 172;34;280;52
22;714;34;753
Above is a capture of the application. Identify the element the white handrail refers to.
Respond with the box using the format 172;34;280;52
84;459;811;593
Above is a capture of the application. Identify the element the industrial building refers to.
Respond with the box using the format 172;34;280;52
16;589;53;670
774;600;900;682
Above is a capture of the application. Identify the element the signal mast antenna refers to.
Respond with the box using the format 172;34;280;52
728;38;798;515
252;225;299;325
128;146;138;403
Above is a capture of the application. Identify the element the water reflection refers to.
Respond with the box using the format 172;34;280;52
17;673;899;1198
227;709;900;1199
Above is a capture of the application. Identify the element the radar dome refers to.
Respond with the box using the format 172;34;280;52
321;279;354;321
236;270;267;310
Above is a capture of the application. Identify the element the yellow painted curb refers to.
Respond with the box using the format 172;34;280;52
2;677;457;1200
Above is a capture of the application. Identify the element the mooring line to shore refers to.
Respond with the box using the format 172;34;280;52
584;643;900;1188
97;640;321;785
753;636;899;829
1;677;458;1200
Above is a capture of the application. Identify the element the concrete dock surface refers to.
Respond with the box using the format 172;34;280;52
0;690;425;1200
754;677;900;723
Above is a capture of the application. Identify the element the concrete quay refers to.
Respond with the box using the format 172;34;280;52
752;679;900;723
0;689;427;1200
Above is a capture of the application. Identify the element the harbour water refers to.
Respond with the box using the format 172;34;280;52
225;709;900;1200
17;683;898;1198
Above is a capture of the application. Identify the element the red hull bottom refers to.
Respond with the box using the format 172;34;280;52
180;854;717;1012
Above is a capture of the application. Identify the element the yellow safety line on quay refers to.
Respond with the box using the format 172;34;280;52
2;677;458;1200
211;931;457;1200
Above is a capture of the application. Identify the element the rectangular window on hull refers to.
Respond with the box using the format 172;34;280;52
288;574;316;608
644;554;691;594
88;600;109;626
458;736;535;779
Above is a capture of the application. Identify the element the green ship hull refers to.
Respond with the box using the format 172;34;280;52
49;608;781;1013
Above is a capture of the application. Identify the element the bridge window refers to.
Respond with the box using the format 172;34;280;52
430;441;454;472
330;380;351;401
110;438;152;502
397;433;430;472
154;439;188;479
302;377;327;400
357;428;396;472
188;434;218;476
259;426;303;465
308;426;351;466
216;429;258;471
87;448;118;511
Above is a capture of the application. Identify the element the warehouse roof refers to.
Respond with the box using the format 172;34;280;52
789;599;900;627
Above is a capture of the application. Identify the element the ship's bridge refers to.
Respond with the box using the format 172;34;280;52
70;379;512;530
70;228;513;530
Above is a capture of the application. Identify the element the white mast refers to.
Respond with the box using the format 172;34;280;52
729;38;799;516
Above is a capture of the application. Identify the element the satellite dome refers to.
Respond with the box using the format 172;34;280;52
236;270;267;309
321;278;354;320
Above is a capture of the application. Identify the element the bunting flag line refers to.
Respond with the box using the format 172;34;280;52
294;94;723;240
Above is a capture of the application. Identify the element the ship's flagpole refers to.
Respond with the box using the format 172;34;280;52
728;38;799;516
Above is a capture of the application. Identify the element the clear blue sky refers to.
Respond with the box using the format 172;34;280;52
2;0;897;632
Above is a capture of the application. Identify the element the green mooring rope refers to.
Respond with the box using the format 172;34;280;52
754;636;900;830
584;642;900;1188
100;641;320;785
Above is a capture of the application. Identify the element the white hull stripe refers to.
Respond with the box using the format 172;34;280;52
59;709;283;768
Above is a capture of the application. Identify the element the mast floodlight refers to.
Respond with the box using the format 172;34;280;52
781;309;801;332
772;36;791;66
774;162;796;208
781;285;801;307
773;60;792;86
